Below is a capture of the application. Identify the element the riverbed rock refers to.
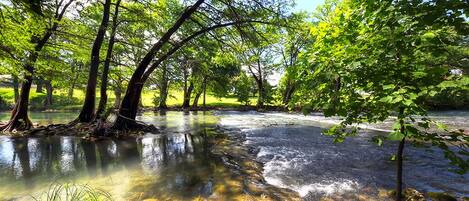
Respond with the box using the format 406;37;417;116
426;192;457;201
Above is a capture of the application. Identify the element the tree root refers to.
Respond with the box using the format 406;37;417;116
1;116;33;132
111;114;158;134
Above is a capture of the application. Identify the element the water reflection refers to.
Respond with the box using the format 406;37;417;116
0;131;219;200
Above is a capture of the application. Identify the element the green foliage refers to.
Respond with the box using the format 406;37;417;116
299;0;469;173
233;72;255;106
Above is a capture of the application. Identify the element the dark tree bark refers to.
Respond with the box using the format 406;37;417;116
35;78;43;93
77;0;112;123
112;0;205;130
256;79;264;108
96;0;121;120
247;58;264;109
191;90;202;109
396;107;406;201
158;65;169;110
68;63;80;99
1;0;72;131
282;82;295;105
203;83;206;109
192;77;206;110
112;2;260;130
182;82;193;109
12;76;19;102
2;57;36;131
396;137;405;201
44;80;53;108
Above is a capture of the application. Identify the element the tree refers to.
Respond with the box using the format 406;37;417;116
298;0;469;200
112;0;291;130
238;37;280;108
0;0;73;131
233;71;254;106
277;13;310;106
95;0;122;120
77;0;112;123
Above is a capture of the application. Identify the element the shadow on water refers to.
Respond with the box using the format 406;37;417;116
0;111;239;200
1;111;468;200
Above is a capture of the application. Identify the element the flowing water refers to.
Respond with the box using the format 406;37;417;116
0;111;468;200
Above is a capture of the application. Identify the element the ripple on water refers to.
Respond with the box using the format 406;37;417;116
218;112;469;199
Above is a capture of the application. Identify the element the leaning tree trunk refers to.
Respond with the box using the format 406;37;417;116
112;0;204;130
96;0;121;120
191;91;202;109
112;82;144;130
44;80;53;108
77;0;112;123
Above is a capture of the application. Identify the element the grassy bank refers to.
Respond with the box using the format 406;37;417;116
0;87;259;111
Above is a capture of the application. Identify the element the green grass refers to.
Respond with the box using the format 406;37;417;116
32;183;112;201
0;87;258;111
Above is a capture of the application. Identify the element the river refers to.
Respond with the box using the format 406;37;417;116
0;111;468;200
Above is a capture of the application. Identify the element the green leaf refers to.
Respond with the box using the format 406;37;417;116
388;131;405;141
383;84;395;90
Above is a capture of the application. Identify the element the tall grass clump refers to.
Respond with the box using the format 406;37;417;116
32;183;112;201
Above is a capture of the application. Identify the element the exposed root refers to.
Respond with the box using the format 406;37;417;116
111;114;158;134
1;116;33;132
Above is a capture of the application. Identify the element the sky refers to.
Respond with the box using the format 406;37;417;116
294;0;325;12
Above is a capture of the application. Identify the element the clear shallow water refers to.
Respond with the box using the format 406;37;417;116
0;111;468;200
0;111;237;200
217;111;469;199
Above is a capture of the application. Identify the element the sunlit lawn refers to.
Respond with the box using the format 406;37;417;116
0;87;257;110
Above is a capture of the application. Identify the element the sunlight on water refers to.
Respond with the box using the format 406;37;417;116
0;111;468;200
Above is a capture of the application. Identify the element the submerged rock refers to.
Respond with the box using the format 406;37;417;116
426;192;457;201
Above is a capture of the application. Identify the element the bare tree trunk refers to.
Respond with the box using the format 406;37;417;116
396;137;405;201
396;107;406;201
77;0;112;123
203;85;206;109
96;0;121;120
114;88;121;108
12;76;19;102
44;80;53;108
191;91;202;109
256;79;264;108
158;65;168;110
68;64;79;99
282;81;295;105
182;82;193;109
35;78;43;93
